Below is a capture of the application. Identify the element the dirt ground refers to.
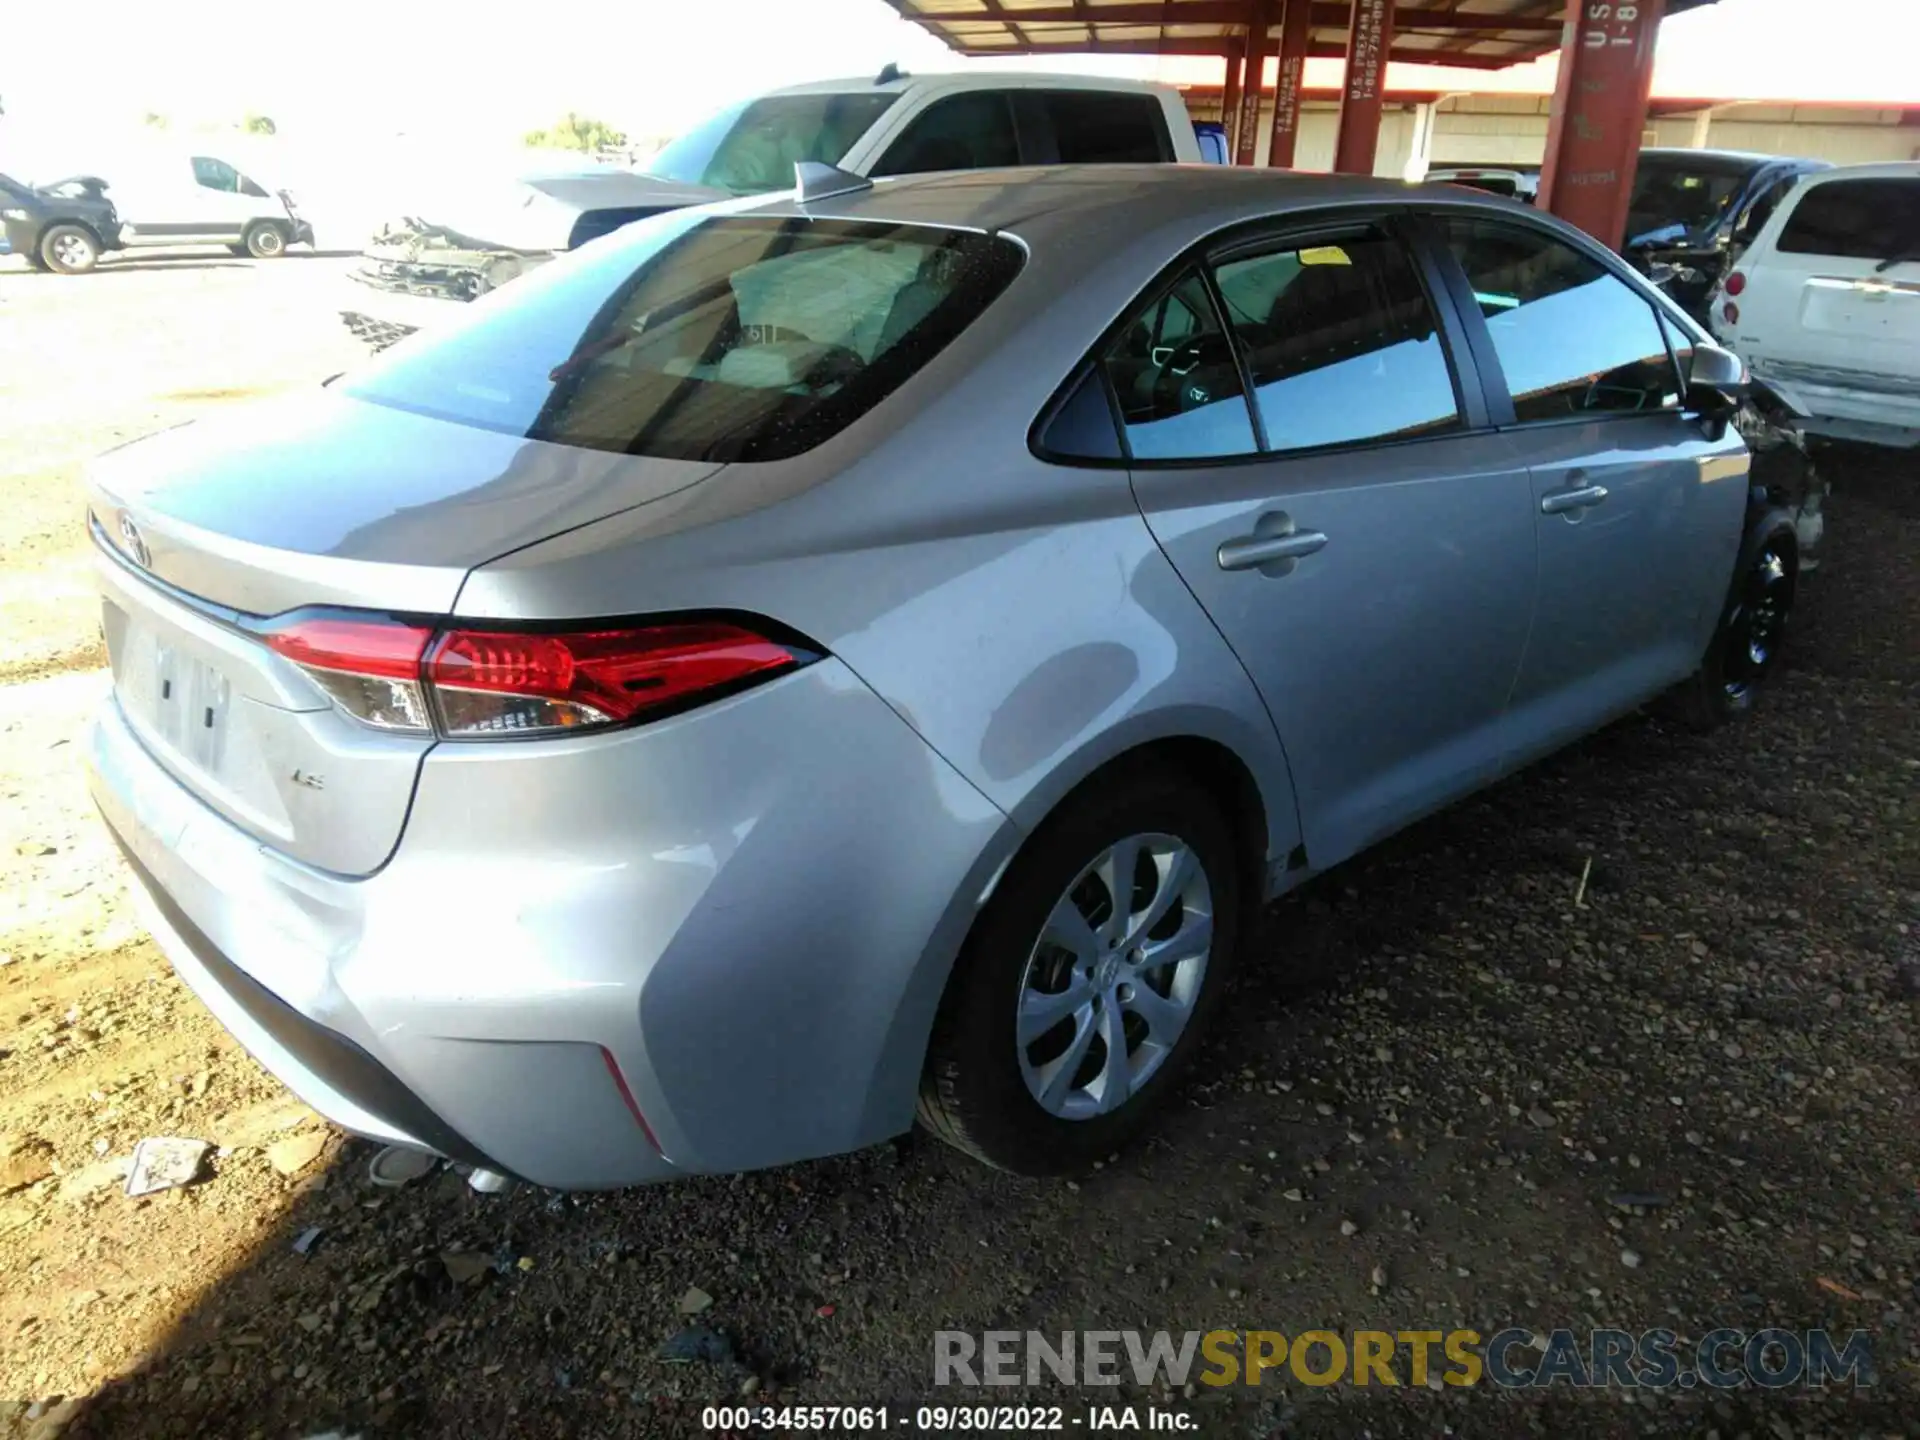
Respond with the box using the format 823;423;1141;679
0;248;1915;1440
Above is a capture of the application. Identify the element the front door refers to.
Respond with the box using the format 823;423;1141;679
1120;223;1536;868
1431;215;1751;763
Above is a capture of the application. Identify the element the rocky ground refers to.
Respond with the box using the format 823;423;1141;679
0;251;1915;1440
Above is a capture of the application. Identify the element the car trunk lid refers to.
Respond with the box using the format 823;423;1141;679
88;391;723;875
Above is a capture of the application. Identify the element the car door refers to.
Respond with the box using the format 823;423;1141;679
1739;173;1920;424
1428;214;1750;765
183;156;252;240
1117;218;1537;869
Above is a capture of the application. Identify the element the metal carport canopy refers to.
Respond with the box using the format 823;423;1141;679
880;1;1716;72
880;1;1723;247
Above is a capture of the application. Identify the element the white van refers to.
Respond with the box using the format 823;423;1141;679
1710;161;1920;448
37;151;312;271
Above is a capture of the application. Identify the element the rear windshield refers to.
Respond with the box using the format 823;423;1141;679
646;93;899;196
1777;178;1920;260
344;213;1024;463
1627;157;1753;239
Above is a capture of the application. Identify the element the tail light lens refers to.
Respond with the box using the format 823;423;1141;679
259;612;808;740
1723;271;1747;297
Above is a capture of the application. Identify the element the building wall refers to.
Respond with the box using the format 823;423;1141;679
1214;95;1920;176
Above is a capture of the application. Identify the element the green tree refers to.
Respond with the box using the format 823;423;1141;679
241;113;277;136
143;111;169;129
524;113;627;153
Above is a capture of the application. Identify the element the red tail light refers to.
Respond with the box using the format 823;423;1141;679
1723;271;1747;297
257;611;808;739
427;623;800;736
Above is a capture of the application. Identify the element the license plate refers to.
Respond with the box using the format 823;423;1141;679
109;602;236;778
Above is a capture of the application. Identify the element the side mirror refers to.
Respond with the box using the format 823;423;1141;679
1686;341;1749;437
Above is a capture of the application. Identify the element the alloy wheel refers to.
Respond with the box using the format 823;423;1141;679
1015;832;1213;1120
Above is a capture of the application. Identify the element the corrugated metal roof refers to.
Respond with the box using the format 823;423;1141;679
882;2;1716;72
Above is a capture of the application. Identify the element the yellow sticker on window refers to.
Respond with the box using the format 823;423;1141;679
1298;246;1352;266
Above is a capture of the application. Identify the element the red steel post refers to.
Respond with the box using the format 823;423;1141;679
1266;0;1313;167
1332;0;1395;174
1220;36;1246;155
1235;0;1276;166
1539;0;1668;247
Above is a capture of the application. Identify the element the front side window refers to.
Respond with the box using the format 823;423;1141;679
191;156;241;193
873;92;1020;177
1210;233;1461;453
1039;93;1170;164
644;92;899;196
1441;219;1682;422
1776;178;1920;262
1100;270;1256;460
345;215;1023;463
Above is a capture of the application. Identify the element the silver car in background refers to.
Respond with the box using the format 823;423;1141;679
85;166;1797;1187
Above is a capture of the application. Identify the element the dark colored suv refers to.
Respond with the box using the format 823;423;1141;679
1624;148;1830;319
0;173;122;273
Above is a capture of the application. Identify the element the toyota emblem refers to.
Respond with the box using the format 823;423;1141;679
117;513;152;570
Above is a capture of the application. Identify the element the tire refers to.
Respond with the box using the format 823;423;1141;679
24;249;50;271
227;242;250;257
243;222;288;259
918;767;1243;1174
1663;523;1797;732
39;224;100;274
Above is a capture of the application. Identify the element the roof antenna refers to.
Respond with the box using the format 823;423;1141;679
875;62;906;85
794;161;874;203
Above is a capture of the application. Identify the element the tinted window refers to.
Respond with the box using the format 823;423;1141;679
1442;219;1682;422
1040;92;1170;163
1777;178;1920;260
644;92;898;195
1211;234;1460;452
1038;369;1123;461
1101;269;1256;460
191;156;241;193
1626;156;1750;241
874;93;1019;176
345;215;1023;463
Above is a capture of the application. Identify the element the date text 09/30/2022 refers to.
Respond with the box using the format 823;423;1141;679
700;1405;1193;1431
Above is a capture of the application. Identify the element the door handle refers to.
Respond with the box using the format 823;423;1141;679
1540;484;1610;516
1217;529;1329;572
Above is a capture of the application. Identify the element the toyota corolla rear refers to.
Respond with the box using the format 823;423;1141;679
85;201;1029;1187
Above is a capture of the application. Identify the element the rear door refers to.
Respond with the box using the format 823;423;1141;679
1118;217;1538;867
1428;214;1750;763
1739;173;1920;422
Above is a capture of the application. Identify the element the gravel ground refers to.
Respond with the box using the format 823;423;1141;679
0;251;1916;1440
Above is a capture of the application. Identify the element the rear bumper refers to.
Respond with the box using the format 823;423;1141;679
1748;360;1920;448
88;660;1013;1188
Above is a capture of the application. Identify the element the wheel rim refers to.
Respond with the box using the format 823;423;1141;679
1015;832;1213;1121
53;234;89;267
1723;542;1793;701
255;229;282;256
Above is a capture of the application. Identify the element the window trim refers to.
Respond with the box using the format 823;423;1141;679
1420;209;1698;433
1029;204;1496;471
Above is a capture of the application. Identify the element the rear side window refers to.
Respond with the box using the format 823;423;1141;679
1210;234;1461;452
1037;93;1171;164
1441;218;1681;422
1100;270;1257;460
875;93;1020;176
1776;178;1920;260
345;215;1024;463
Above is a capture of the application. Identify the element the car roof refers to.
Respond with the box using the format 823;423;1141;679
732;163;1509;246
766;70;1175;99
1637;147;1822;168
1788;160;1920;182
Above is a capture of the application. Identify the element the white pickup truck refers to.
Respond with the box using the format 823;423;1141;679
342;68;1203;349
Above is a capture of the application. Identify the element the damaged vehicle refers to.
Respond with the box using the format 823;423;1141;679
342;69;1201;350
339;169;712;351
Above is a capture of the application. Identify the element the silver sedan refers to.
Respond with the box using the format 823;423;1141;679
84;165;1797;1186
